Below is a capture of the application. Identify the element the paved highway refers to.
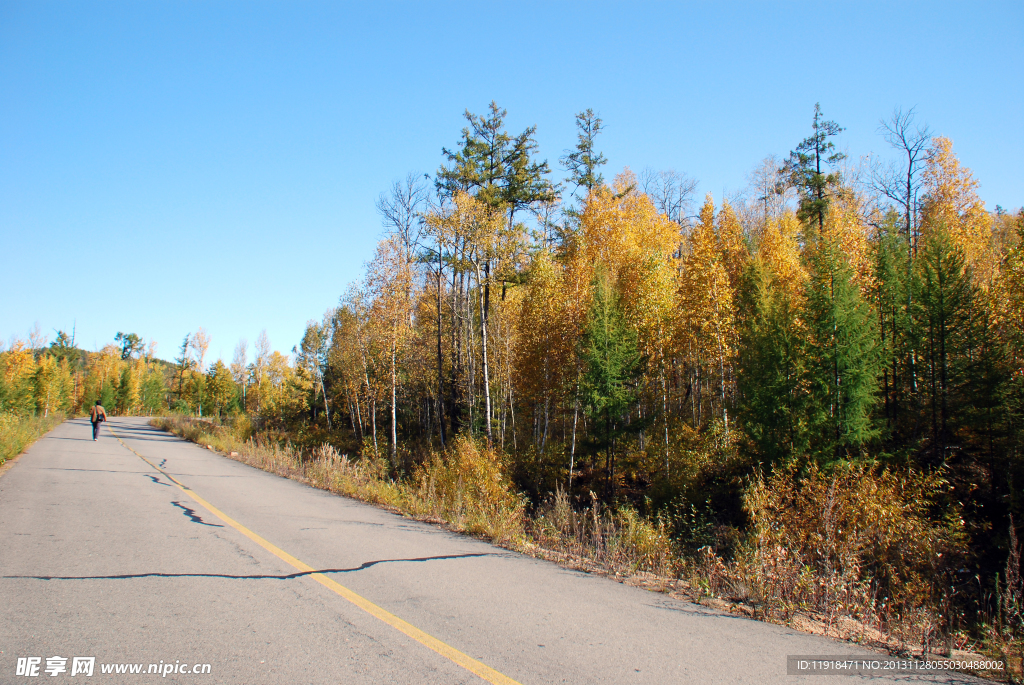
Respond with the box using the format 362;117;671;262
0;418;981;683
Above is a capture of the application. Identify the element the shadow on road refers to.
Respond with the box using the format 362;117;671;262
171;501;222;527
56;419;178;443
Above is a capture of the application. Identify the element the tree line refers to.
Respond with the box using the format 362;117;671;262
292;102;1022;622
0;328;167;418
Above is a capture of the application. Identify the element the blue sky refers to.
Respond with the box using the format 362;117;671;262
2;1;1021;364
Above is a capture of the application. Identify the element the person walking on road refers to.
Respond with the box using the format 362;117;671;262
90;400;107;440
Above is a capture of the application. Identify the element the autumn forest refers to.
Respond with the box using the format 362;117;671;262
4;102;1023;659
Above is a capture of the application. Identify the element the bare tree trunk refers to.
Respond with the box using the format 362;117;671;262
465;267;475;430
346;389;358;437
318;370;330;430
717;306;729;441
370;398;378;454
541;345;550;452
477;261;493;446
691;362;698;426
569;381;579;489
542;395;550;452
353;389;364;441
500;397;507;449
359;355;376;454
450;262;461;434
436;253;446;447
390;340;398;467
510;386;517;451
661;362;669;476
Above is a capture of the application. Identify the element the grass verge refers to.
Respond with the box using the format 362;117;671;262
0;412;64;466
150;415;527;544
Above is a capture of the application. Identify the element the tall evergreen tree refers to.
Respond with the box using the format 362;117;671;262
872;211;922;450
114;332;143;361
206;360;236;419
435;103;555;446
915;226;978;466
785;103;845;235
560;108;607;196
49;330;82;369
736;259;808;465
804;236;881;462
1001;214;1024;500
579;268;643;498
140;364;168;415
116;363;140;415
436;101;555;216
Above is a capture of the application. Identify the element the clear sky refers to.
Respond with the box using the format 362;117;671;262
3;1;1021;364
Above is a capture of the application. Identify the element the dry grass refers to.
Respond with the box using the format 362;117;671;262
982;519;1024;682
0;411;64;465
409;439;527;543
532;488;677;577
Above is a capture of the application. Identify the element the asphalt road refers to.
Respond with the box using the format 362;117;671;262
0;417;984;684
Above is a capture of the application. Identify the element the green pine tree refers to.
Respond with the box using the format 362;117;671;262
206;360;236;419
98;379;117;413
872;211;922;453
784;103;845;235
560;108;607;196
579;268;643;498
736;259;808;465
140;364;168;414
435;101;555;214
114;332;143;360
804;236;882;462
915;226;978;466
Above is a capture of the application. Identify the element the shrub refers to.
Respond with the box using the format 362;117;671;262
731;463;965;641
412;437;526;543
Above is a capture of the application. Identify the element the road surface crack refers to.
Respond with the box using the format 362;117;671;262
4;552;497;581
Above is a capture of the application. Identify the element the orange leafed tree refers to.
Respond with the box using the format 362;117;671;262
921;136;996;285
676;194;737;429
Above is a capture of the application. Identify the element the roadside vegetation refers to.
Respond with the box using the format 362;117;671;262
0;412;65;465
152;414;527;543
10;102;1024;679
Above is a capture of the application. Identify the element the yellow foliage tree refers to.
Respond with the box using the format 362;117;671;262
572;172;678;356
1;341;36;414
116;359;142;415
756;210;807;302
676;194;737;429
716;200;749;290
822;187;874;292
515;247;573;451
367;233;416;464
34;355;74;417
921;136;996;285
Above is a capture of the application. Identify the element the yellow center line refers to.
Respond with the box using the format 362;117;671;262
110;426;521;685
